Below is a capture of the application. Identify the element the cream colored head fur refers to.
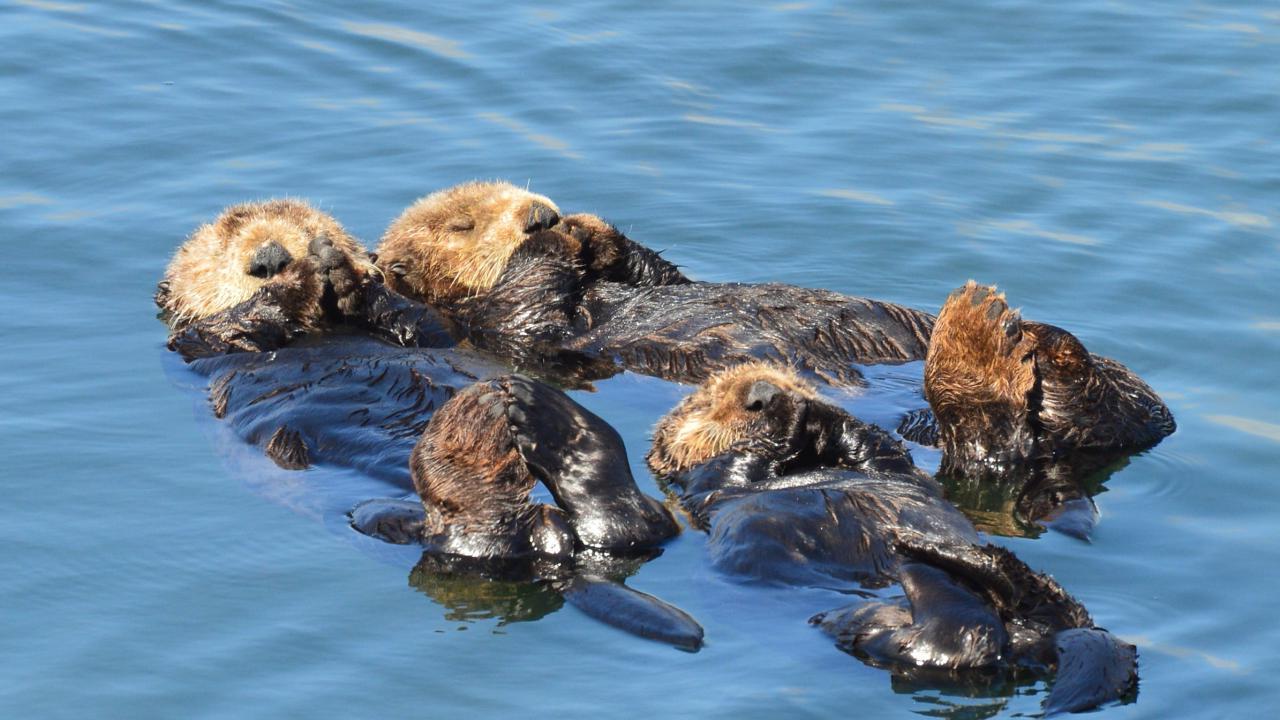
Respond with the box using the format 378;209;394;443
647;362;818;476
375;181;561;304
159;199;373;326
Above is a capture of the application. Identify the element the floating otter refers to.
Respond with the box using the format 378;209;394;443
924;281;1175;477
157;199;453;360
896;281;1175;537
180;340;702;648
346;374;703;650
647;362;1138;714
374;181;934;386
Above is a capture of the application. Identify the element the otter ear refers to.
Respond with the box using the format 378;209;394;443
446;216;475;232
216;205;255;236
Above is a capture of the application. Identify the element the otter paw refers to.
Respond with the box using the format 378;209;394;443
559;214;625;271
308;233;362;316
940;281;1026;358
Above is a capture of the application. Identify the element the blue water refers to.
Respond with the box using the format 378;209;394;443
3;1;1277;717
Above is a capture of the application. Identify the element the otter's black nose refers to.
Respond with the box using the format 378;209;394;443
524;202;559;233
248;241;292;278
744;380;782;412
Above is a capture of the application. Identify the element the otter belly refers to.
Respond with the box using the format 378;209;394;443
186;334;508;486
701;470;978;588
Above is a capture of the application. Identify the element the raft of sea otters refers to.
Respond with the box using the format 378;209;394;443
156;181;1175;714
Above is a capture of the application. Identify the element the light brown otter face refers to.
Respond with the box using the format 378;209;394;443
159;199;373;325
376;181;562;305
647;362;820;477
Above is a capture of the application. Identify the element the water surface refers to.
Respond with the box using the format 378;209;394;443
2;1;1278;717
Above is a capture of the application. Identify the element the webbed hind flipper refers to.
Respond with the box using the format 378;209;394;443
563;575;704;651
925;281;1039;474
812;561;1008;670
1044;628;1138;715
349;498;427;545
893;531;1092;633
501;375;679;551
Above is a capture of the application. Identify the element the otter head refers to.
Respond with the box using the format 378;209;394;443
376;181;562;305
158;199;374;326
647;362;825;478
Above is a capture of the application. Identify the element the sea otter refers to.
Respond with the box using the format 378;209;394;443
374;181;934;386
345;374;703;649
647;362;1138;714
893;281;1175;537
156;199;454;360
923;280;1175;477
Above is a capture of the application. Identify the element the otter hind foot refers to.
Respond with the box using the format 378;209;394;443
1044;628;1138;715
813;562;1008;671
500;374;679;551
935;281;1031;380
563;575;705;651
349;498;427;545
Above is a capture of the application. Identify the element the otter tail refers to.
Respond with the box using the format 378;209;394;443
1044;628;1137;715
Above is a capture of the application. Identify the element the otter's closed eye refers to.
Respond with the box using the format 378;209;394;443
447;217;475;232
389;262;409;277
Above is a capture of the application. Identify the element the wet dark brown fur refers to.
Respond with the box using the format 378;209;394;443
350;373;680;558
925;281;1175;478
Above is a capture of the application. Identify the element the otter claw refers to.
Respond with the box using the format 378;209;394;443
307;232;333;255
506;375;538;404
